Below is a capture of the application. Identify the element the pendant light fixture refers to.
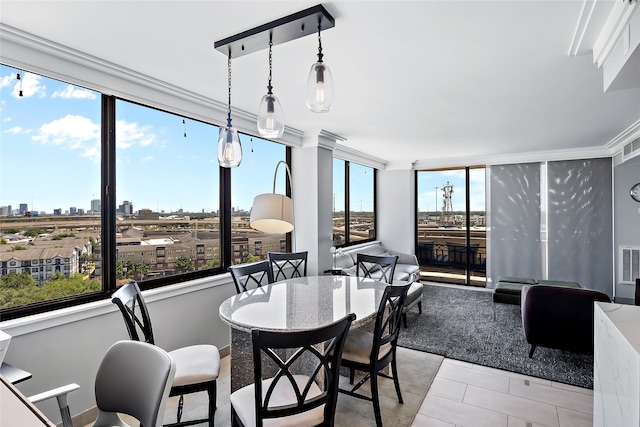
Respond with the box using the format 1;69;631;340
217;52;242;168
257;35;285;138
306;18;334;113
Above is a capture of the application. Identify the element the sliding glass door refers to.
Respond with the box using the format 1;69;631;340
416;167;486;287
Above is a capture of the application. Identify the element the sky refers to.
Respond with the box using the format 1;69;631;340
417;168;486;212
0;65;286;214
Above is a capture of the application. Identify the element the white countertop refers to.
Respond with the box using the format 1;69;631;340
595;302;640;354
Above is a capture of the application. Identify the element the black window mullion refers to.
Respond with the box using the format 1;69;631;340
102;95;117;293
465;166;471;285
220;166;232;270
344;161;350;244
285;147;292;252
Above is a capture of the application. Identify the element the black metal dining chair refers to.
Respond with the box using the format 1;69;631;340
356;253;398;284
228;260;274;294
338;283;410;427
268;251;308;281
111;281;220;427
230;313;356;427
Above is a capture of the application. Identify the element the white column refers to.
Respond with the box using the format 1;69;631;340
291;134;336;275
376;168;416;255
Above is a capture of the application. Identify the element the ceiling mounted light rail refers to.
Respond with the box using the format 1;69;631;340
214;5;335;160
214;4;335;59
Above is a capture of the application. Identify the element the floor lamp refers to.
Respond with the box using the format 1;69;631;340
249;160;295;250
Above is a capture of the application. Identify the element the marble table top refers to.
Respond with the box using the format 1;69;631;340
219;275;390;333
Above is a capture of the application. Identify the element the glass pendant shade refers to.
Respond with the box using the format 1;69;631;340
306;61;334;113
217;126;242;168
257;93;285;138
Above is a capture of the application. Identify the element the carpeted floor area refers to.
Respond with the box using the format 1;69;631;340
398;283;595;389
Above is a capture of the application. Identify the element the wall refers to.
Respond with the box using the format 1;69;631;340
614;156;640;300
376;169;415;255
0;276;236;424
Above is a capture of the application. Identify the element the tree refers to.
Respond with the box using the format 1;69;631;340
0;271;36;289
50;271;66;281
175;256;194;273
246;253;261;263
0;238;7;245
203;259;220;269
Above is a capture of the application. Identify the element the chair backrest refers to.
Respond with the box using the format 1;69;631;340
268;251;308;281
251;313;355;426
92;340;176;427
371;284;410;362
228;260;274;294
111;280;155;344
356;253;398;284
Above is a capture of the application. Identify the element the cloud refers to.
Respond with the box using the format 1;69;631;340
32;114;100;161
116;119;158;149
3;126;30;135
52;85;96;100
0;74;14;89
141;156;153;163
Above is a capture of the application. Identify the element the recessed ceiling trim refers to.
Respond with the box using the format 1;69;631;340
568;0;596;57
593;0;637;67
214;4;335;58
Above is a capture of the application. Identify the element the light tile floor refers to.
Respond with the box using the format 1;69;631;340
413;358;593;427
94;353;594;427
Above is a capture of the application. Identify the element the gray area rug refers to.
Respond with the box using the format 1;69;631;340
398;283;594;389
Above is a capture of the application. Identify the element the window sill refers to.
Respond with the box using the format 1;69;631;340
0;274;233;337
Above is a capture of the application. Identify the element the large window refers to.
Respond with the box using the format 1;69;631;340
231;136;287;264
333;159;376;247
0;66;103;308
0;64;289;319
416;167;486;286
114;99;221;283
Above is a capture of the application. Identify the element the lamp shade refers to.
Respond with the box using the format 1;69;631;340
249;193;294;233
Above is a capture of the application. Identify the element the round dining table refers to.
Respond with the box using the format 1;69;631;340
219;275;391;392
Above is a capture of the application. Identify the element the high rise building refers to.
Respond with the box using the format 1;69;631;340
119;200;133;216
90;199;101;214
19;203;28;215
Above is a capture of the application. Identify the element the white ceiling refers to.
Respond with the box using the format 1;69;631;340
1;1;639;168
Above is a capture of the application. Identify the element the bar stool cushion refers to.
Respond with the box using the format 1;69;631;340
169;345;220;387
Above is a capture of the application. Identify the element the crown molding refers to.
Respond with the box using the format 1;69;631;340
605;118;640;151
333;144;388;170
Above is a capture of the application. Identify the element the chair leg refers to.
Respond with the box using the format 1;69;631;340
529;345;536;358
349;367;355;385
391;356;403;404
402;312;407;328
177;394;184;423
207;381;217;425
370;370;383;427
418;300;422;314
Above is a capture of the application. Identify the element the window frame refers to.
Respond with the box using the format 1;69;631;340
0;70;292;320
333;159;377;249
